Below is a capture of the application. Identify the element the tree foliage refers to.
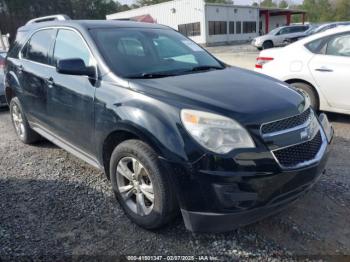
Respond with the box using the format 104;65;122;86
0;0;128;37
260;0;277;7
279;0;288;8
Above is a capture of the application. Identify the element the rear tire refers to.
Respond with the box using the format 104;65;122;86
262;41;273;49
110;139;178;230
290;82;319;110
10;97;41;144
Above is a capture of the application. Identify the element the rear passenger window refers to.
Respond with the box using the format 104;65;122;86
22;29;56;64
53;29;93;66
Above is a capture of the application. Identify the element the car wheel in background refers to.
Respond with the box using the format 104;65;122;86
110;139;178;230
262;41;273;49
291;82;319;110
10;97;41;144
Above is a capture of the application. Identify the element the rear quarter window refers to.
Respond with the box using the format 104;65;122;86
305;37;328;54
22;29;56;65
7;31;29;58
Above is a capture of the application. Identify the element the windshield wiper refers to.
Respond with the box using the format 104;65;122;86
128;72;178;79
188;65;225;72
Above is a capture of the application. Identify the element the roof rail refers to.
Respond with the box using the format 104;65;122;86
26;14;71;25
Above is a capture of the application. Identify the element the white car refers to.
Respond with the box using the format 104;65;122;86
252;25;309;50
255;26;350;115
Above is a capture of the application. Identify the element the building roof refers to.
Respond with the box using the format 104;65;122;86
259;7;306;15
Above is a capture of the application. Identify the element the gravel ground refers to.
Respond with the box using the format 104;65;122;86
0;107;350;261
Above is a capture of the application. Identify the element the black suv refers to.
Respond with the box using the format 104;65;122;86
4;15;333;232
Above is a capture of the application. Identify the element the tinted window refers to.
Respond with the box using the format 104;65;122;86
91;28;223;78
291;26;307;33
208;21;227;35
279;28;291;35
229;22;235;34
326;34;350;57
178;22;201;37
243;21;256;34
236;21;242;34
23;29;55;64
53;29;92;66
305;38;327;54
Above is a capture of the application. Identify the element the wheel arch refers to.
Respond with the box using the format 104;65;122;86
100;124;167;180
4;71;20;103
285;78;321;109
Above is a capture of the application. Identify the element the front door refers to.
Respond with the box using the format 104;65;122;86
47;28;97;155
308;32;350;110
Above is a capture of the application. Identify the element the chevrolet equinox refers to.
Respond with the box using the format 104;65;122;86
4;16;333;232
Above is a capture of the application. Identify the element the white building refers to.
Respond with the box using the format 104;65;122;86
107;0;306;46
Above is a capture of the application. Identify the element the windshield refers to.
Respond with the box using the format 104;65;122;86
91;28;224;78
268;28;281;35
304;24;322;35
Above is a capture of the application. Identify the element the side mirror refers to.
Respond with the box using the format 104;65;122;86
56;58;95;77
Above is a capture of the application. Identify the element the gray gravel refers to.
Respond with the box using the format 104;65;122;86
0;108;350;260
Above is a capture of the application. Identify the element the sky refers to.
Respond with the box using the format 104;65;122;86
118;0;303;5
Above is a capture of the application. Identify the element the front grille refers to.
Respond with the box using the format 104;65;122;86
273;131;322;168
261;108;312;134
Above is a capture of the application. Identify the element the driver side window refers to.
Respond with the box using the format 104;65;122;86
53;29;93;66
279;28;290;35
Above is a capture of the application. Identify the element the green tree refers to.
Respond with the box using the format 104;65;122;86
301;0;335;22
334;0;350;21
0;0;125;40
279;0;288;8
260;0;277;7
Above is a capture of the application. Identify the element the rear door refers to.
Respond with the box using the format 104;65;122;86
274;27;291;46
17;29;57;125
47;28;97;155
308;32;350;110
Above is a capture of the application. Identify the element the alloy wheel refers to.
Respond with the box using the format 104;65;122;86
12;103;25;139
116;157;155;216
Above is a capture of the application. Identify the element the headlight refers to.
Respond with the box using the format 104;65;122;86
181;109;255;154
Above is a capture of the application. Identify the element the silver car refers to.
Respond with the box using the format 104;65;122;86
252;25;309;50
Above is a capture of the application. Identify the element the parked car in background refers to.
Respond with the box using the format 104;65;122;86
5;15;333;233
0;51;7;107
252;25;309;50
284;21;350;45
255;26;350;115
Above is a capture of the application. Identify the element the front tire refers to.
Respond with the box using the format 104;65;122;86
10;97;41;144
262;41;273;49
110;140;178;230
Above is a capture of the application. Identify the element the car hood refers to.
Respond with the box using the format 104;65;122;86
129;67;305;125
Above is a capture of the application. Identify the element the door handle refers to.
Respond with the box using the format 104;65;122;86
315;67;333;72
46;77;55;88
